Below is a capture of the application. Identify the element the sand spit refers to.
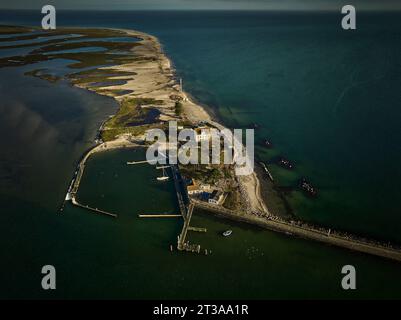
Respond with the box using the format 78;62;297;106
75;27;267;215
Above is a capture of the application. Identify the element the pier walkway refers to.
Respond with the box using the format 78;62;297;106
169;163;200;251
170;164;188;219
177;203;194;250
71;198;117;218
188;226;207;232
127;160;149;165
169;164;210;253
138;214;181;218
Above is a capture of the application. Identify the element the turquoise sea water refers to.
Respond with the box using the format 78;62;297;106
1;10;401;298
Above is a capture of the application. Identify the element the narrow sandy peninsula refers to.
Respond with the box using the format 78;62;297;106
68;27;269;215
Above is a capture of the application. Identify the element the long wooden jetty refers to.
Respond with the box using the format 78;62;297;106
138;214;181;218
177;203;195;250
170;164;188;218
169;164;207;252
188;226;207;232
71;198;117;218
127;160;150;165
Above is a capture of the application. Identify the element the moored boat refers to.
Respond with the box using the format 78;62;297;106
252;123;259;129
157;176;169;181
277;157;294;170
264;139;273;148
222;230;232;237
299;178;318;197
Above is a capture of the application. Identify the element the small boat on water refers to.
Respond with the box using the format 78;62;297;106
264;139;273;148
278;157;294;170
277;157;294;170
222;230;233;237
157;176;169;181
157;167;169;181
299;178;318;197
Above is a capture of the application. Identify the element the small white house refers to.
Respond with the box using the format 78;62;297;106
208;190;224;205
187;185;202;195
187;180;202;195
195;127;211;143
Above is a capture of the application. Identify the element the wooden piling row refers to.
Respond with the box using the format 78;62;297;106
71;198;117;218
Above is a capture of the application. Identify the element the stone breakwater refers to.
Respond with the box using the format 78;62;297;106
193;200;401;262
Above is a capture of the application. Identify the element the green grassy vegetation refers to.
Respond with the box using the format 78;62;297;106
0;31;54;42
0;26;143;70
223;188;241;211
94;88;134;97
0;25;34;35
101;124;148;142
0;46;151;70
24;69;61;83
178;119;194;127
0;46;132;69
48;52;129;69
101;98;164;141
222;166;233;179
106;97;163;127
85;78;132;86
0;26;132;42
175;101;183;116
0;26;139;52
51;52;153;70
179;165;223;185
68;68;137;87
170;94;184;102
0;37;72;50
107;98;145;127
60;28;132;39
70;68;136;78
31;40;140;55
0;53;50;68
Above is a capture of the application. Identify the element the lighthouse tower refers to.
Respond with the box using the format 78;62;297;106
179;78;188;102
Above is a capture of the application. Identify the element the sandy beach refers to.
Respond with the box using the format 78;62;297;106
77;27;269;215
